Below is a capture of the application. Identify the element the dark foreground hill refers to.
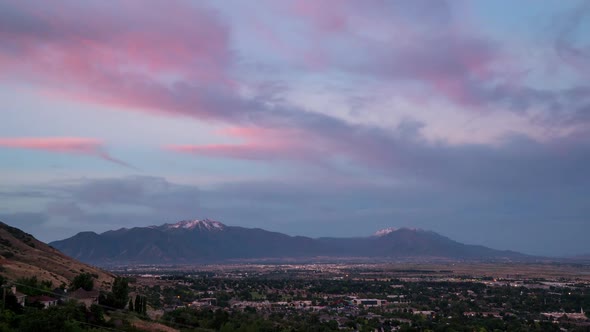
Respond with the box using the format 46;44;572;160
50;219;528;265
0;221;114;289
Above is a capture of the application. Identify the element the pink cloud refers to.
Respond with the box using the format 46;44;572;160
0;0;235;119
215;126;300;139
0;137;132;168
0;0;514;121
289;0;350;34
0;0;584;175
165;123;400;171
165;124;331;162
0;137;101;153
280;0;507;108
166;125;303;161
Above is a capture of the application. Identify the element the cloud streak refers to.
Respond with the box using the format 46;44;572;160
555;2;590;75
0;137;133;168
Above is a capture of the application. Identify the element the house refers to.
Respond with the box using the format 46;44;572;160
289;300;313;308
191;298;217;307
414;310;436;317
10;286;26;306
542;308;587;321
68;288;99;307
464;311;502;319
28;295;59;309
52;287;68;301
351;298;387;307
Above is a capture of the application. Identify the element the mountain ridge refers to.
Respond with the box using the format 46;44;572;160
50;218;530;265
0;221;114;289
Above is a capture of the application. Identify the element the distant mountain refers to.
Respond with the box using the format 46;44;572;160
50;219;528;265
0;221;114;289
566;254;590;263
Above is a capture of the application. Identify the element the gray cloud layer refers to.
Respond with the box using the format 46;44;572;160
1;171;588;256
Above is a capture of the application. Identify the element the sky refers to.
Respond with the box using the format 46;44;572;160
0;0;589;256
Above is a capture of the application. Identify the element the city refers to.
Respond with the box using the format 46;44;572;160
122;263;590;331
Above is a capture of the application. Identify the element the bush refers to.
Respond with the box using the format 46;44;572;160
1;252;13;259
71;273;94;291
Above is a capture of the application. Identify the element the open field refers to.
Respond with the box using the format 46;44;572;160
116;261;590;283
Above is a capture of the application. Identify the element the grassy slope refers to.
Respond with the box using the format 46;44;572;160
0;221;114;290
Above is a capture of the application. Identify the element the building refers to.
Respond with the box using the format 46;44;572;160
414;310;436;317
68;288;100;307
27;295;59;309
10;286;26;306
52;287;68;301
542;308;587;321
191;298;217;307
351;298;387;307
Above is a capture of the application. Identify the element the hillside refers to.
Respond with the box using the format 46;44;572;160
51;219;528;265
0;221;114;289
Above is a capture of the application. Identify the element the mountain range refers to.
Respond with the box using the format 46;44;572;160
50;219;528;265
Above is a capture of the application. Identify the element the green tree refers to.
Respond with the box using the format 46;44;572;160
18;301;86;332
14;276;52;296
111;277;129;309
71;273;94;291
89;304;105;325
2;293;22;313
99;277;129;310
133;295;147;315
134;295;140;314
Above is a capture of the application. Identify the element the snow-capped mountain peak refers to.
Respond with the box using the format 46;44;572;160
374;227;426;236
166;219;226;231
374;227;397;237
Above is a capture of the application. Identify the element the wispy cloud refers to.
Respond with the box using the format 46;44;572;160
555;1;590;75
0;137;133;168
